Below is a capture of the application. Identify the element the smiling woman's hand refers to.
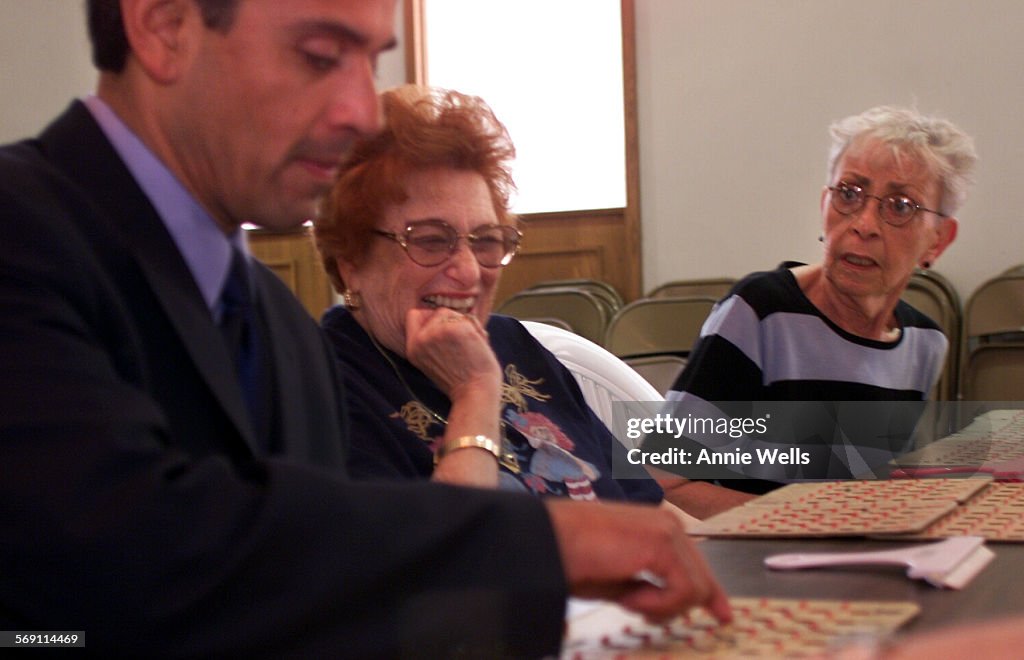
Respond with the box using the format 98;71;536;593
406;307;504;488
405;307;500;398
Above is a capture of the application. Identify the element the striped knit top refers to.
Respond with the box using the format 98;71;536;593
663;263;947;484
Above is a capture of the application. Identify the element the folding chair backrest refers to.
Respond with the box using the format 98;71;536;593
961;272;1024;400
527;279;623;315
1000;263;1024;277
902;273;960;401
623;354;689;396
497;289;610;344
961;343;1024;401
964;274;1024;341
604;296;717;358
901;283;947;333
521;285;619;322
646;277;736;301
914;268;962;313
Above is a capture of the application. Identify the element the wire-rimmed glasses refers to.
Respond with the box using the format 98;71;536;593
373;219;523;268
827;181;948;227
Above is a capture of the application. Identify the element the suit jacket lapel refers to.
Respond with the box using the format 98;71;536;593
254;268;290;449
135;242;259;447
39;102;259;453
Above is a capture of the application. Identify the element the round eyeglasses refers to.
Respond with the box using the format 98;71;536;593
827;182;948;227
373;219;523;268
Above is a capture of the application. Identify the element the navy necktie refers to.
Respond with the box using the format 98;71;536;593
219;249;265;438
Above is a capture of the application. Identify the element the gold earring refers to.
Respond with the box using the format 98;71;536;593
342;290;362;310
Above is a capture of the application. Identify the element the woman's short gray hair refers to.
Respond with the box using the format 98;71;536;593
826;106;978;216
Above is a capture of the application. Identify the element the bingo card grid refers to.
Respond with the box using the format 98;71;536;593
562;597;920;658
689;478;992;539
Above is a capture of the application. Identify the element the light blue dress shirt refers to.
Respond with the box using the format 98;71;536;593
83;95;248;320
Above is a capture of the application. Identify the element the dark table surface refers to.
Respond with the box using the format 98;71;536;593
698;536;1024;634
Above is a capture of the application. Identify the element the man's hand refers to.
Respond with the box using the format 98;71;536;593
544;499;732;623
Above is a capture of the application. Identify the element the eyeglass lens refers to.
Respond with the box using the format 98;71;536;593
830;184;920;226
403;221;519;267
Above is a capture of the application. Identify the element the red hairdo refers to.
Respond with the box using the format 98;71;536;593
314;85;517;292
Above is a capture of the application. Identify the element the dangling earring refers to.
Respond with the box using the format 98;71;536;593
342;290;363;310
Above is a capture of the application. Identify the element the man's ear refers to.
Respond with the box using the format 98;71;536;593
119;0;196;83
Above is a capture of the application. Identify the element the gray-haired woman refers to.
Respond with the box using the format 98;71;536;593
662;106;978;517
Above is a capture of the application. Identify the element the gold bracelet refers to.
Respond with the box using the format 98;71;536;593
435;434;501;463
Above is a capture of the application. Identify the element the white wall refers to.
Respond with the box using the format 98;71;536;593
635;0;1024;303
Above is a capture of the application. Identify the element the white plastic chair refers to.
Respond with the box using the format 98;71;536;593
522;321;701;528
521;321;662;445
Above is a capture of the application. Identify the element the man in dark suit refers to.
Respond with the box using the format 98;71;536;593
0;0;729;655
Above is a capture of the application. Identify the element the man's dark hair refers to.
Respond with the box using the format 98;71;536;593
86;0;240;72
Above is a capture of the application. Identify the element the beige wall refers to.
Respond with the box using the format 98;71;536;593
0;0;406;143
635;0;1024;303
0;0;94;142
4;1;1022;304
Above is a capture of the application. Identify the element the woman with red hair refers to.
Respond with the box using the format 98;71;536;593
314;85;665;505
